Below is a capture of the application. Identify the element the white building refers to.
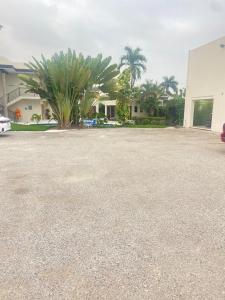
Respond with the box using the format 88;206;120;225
0;57;50;123
184;37;225;132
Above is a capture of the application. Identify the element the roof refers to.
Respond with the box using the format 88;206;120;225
0;57;33;74
190;35;225;52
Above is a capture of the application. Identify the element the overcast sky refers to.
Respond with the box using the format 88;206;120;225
1;0;225;87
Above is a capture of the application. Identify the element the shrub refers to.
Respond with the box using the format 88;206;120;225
31;114;41;123
132;117;166;126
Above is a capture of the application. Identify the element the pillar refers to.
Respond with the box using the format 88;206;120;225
95;103;99;113
1;72;8;117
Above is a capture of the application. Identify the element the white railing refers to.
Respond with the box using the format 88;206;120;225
7;87;38;104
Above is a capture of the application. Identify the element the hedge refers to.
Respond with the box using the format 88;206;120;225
132;117;166;125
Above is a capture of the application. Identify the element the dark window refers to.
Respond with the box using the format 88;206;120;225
134;106;138;113
140;106;143;113
28;105;32;110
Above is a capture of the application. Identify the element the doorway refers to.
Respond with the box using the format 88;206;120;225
193;99;213;129
107;105;115;120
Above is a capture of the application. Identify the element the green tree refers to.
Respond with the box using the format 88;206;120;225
161;76;178;95
115;70;132;124
119;46;147;89
20;50;119;128
165;94;185;125
140;81;164;116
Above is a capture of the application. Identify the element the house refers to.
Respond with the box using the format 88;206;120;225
0;57;148;123
0;57;50;123
184;36;225;132
93;99;148;120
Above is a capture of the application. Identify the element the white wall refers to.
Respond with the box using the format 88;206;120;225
184;36;225;132
0;73;24;97
9;99;42;123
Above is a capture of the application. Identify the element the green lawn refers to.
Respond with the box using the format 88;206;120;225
11;123;166;131
11;123;56;131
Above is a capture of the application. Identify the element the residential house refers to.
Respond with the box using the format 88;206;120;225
0;57;50;123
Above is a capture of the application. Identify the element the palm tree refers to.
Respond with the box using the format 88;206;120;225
161;76;178;95
140;80;164;115
120;46;147;89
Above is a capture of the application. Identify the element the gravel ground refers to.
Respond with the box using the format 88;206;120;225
0;128;225;299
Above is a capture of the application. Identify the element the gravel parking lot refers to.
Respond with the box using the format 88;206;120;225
1;128;225;299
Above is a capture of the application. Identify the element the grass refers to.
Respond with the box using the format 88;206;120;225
11;123;167;131
11;123;56;131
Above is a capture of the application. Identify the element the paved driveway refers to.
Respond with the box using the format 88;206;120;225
1;128;225;299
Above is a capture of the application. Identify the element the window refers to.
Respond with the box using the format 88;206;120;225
134;106;138;113
28;105;32;110
140;106;143;113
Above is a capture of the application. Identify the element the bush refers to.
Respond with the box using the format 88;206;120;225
132;117;166;126
95;112;106;119
31;114;41;123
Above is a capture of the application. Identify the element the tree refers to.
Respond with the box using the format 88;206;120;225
140;81;164;116
119;46;147;89
115;69;132;124
161;76;178;95
165;94;185;125
20;50;119;128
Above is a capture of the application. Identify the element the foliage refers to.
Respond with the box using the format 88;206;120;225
119;46;147;89
115;70;132;123
53;93;74;128
80;90;99;119
165;94;185;125
31;113;41;123
125;124;166;128
20;49;119;128
132;116;166;125
139;81;164;116
161;76;178;95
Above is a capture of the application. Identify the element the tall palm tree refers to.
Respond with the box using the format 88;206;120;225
120;46;147;89
140;80;164;115
161;76;178;95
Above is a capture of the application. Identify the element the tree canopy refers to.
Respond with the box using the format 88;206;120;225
161;76;178;95
119;46;147;89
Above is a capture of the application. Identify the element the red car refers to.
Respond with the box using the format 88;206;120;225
221;124;225;142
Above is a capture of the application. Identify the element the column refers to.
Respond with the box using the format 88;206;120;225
95;103;99;113
1;72;8;117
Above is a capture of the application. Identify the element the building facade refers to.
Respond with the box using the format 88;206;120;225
184;37;225;132
0;57;50;123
